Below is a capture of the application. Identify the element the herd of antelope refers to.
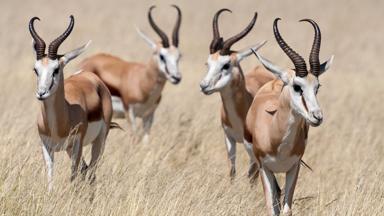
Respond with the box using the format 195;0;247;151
28;5;333;215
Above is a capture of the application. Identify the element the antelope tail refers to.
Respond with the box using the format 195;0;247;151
300;159;313;172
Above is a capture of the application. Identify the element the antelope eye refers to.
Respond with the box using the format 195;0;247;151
222;63;230;70
293;84;303;94
53;68;59;75
159;54;166;62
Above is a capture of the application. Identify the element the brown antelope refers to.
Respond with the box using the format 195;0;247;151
199;9;275;179
245;18;334;215
80;5;182;143
30;16;115;190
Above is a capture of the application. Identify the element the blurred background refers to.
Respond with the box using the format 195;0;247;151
1;0;384;215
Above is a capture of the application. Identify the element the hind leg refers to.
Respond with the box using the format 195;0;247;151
142;112;154;144
88;123;107;184
66;136;83;182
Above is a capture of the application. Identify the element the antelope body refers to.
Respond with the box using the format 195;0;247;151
200;9;274;179
30;16;114;190
80;5;182;142
245;18;334;215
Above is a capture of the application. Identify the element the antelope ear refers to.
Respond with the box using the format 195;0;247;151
136;27;157;50
59;40;91;65
236;40;267;62
318;55;334;75
251;49;289;84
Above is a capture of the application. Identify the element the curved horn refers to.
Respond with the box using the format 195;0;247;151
148;5;170;48
48;15;74;60
209;8;231;54
171;5;182;47
29;17;46;60
273;18;307;77
300;19;321;76
220;12;257;55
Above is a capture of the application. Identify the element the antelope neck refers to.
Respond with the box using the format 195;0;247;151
40;73;70;138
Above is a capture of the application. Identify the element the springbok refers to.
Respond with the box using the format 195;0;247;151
80;5;182;143
245;18;334;215
199;9;274;179
30;15;115;190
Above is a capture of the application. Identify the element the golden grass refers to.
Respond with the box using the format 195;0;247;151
1;0;384;215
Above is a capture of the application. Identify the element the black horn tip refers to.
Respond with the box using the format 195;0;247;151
274;18;282;25
217;8;232;14
299;18;314;23
171;4;181;11
149;5;156;11
30;17;41;23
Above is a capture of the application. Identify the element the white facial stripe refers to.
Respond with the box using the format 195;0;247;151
290;76;322;125
158;47;181;83
34;59;61;99
200;54;232;93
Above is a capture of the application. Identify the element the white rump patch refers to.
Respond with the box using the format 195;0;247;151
83;120;104;146
112;96;125;116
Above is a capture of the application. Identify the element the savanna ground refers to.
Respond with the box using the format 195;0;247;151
1;0;384;215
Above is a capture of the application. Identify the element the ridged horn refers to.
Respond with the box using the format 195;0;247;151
148;5;170;48
209;8;231;54
220;12;257;55
171;5;182;47
48;15;74;60
273;18;308;77
29;17;46;60
300;19;321;76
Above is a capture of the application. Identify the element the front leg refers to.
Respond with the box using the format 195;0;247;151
142;112;154;144
260;166;281;215
41;142;54;192
282;161;300;215
224;134;237;179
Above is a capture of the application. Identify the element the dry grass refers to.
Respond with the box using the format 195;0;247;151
1;0;384;215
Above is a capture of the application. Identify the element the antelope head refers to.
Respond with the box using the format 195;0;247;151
253;18;334;126
29;15;90;100
136;5;182;84
200;9;265;95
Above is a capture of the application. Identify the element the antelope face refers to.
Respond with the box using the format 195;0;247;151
157;46;182;84
34;58;62;100
200;9;259;95
200;53;233;95
288;72;323;126
253;18;334;127
137;5;182;85
29;15;91;101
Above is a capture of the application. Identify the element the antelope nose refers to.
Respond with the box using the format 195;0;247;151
172;76;181;84
200;81;209;91
312;110;323;122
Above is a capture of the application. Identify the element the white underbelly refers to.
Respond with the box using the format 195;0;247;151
39;120;104;152
262;154;300;173
111;96;159;118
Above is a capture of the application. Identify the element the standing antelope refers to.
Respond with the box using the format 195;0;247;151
199;9;274;179
245;18;333;215
30;15;115;190
80;5;182;143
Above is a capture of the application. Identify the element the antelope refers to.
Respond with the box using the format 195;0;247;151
80;5;182;143
199;9;275;179
245;18;334;215
30;15;116;190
